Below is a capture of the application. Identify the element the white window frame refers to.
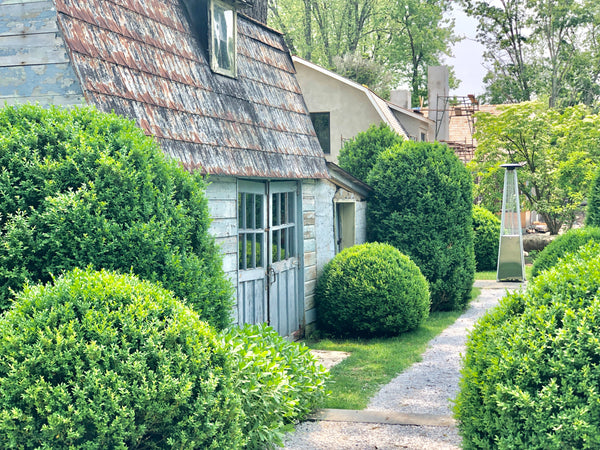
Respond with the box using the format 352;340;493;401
210;0;237;78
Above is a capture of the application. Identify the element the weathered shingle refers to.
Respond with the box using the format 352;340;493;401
56;0;327;179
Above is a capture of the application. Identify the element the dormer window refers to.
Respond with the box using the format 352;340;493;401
210;0;237;77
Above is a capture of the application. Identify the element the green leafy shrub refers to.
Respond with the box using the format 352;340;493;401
472;205;500;271
455;242;600;449
586;167;600;227
367;141;475;311
337;123;403;181
531;226;600;278
222;324;328;449
0;104;232;328
0;268;244;449
315;242;430;337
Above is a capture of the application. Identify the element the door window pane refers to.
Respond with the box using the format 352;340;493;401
239;191;265;270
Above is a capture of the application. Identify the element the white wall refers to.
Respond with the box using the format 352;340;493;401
295;63;383;163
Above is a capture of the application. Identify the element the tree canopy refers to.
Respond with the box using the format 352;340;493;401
469;100;600;234
462;0;600;107
268;0;458;102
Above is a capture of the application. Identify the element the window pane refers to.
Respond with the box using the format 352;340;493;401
272;193;280;226
238;233;246;270
310;112;331;154
238;193;244;228
212;2;235;73
245;194;253;230
255;194;263;228
256;233;263;267
281;193;287;224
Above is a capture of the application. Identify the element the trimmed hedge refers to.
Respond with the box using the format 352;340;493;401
367;141;475;311
0;104;232;328
472;205;500;271
0;268;244;449
316;242;430;337
586;166;600;227
337;123;403;181
531;227;600;278
455;242;600;449
222;324;328;449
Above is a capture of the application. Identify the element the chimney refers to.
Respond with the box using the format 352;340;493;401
390;89;412;109
428;66;449;141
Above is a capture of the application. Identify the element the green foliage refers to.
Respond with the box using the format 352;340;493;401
268;0;457;103
332;52;395;99
0;268;244;449
472;205;500;271
469;101;600;234
587;167;600;227
455;242;600;449
0;104;232;328
222;324;329;449
531;227;600;278
367;141;475;311
461;0;600;106
316;242;430;337
337;123;403;182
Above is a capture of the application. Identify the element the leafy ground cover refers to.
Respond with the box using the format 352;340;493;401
307;287;481;410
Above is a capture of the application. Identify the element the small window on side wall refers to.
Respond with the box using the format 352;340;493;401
310;112;330;154
210;0;236;77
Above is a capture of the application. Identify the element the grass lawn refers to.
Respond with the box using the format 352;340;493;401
307;287;482;410
475;265;532;281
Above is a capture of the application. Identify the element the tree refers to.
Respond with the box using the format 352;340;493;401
469;101;600;234
268;0;458;103
462;0;600;106
367;141;475;312
337;122;404;181
383;0;459;106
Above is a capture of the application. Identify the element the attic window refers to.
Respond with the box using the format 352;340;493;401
210;0;237;77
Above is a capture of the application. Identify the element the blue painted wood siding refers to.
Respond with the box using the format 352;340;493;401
0;0;84;106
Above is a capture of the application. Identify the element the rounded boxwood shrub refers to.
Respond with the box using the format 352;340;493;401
531;226;600;278
455;242;600;449
222;323;328;449
337;122;403;181
0;268;244;449
586;166;600;227
472;205;500;271
0;104;232;328
316;242;430;337
367;141;475;311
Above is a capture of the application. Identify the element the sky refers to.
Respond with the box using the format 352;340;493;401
442;5;487;97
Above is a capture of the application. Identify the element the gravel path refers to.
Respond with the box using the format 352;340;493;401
283;285;521;450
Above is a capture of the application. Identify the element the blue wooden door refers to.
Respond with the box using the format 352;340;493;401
237;181;302;337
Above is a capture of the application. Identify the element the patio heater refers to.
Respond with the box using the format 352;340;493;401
497;163;526;281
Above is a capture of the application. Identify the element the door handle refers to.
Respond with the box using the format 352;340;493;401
267;266;276;285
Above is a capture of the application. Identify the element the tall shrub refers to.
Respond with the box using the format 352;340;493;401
587;167;600;227
367;141;475;311
337;123;403;181
472;205;500;271
0;104;232;328
455;242;600;449
0;268;244;449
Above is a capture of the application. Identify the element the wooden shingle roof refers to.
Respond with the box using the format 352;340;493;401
55;0;328;179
